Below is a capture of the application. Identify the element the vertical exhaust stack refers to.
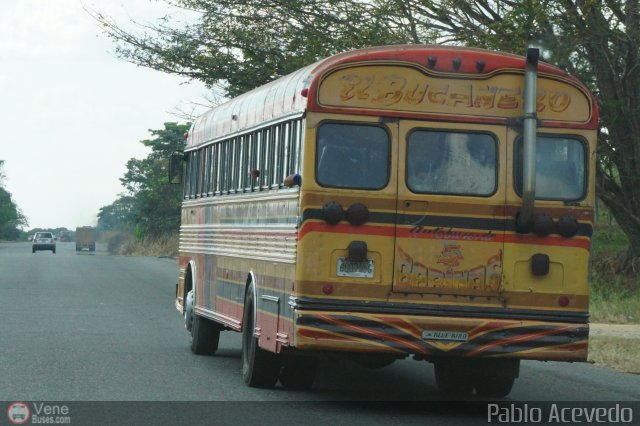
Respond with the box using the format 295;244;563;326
517;47;540;232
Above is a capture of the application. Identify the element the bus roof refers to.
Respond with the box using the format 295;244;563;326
187;45;597;149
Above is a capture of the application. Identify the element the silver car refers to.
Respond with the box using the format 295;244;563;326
32;231;56;254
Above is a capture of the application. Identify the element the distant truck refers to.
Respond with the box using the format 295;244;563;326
75;226;96;252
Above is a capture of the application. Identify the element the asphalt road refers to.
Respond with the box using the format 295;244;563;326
1;241;639;425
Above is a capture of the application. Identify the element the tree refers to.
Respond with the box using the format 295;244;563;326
97;123;190;237
89;0;405;98
0;160;28;240
92;0;640;268
96;196;137;231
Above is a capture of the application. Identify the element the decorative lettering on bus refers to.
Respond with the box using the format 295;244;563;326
318;67;590;122
409;226;498;242
396;245;503;291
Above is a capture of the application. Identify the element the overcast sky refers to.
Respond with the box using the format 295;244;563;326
1;0;210;230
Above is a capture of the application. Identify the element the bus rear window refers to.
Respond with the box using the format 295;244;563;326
407;130;497;196
316;123;389;189
515;136;586;201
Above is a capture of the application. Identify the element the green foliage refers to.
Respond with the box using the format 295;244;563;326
590;275;640;324
97;196;136;231
90;0;406;97
97;122;190;238
591;223;629;258
590;223;639;323
0;160;28;240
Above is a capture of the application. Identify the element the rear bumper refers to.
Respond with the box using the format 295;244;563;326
33;244;55;250
293;309;588;362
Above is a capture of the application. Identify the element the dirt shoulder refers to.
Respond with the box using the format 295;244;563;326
588;323;640;375
590;323;640;339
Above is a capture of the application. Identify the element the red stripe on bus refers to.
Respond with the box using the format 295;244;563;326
502;234;590;250
298;222;395;240
300;221;590;250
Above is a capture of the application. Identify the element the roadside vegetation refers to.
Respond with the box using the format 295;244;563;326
96;122;188;255
589;335;640;375
590;221;640;324
0;160;28;240
101;230;178;258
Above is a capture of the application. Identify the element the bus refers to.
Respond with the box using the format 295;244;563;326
170;45;597;397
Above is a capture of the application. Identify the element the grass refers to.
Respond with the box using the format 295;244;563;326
590;223;640;324
590;221;630;258
101;230;179;258
590;282;640;323
588;335;640;374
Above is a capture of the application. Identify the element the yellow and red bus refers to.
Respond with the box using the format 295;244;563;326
171;45;597;396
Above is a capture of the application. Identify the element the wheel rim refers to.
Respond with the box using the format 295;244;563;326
184;289;194;332
241;301;254;378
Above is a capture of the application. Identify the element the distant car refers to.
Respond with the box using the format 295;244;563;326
32;232;56;254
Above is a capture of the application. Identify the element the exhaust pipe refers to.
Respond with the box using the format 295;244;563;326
517;47;540;231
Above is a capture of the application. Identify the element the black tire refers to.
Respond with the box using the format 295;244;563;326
241;287;280;388
52;248;56;254
32;248;35;254
190;314;220;355
434;359;474;396
472;359;519;398
279;356;317;390
474;375;515;398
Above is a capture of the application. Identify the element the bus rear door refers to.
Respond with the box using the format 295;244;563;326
393;122;507;300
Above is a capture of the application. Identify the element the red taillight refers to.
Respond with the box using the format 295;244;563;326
558;296;570;307
322;284;334;295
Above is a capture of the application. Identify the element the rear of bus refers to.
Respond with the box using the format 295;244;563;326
291;46;597;396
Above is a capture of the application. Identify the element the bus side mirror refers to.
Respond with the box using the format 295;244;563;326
169;152;185;184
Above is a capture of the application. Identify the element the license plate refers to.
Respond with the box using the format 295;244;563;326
336;258;374;278
422;330;469;342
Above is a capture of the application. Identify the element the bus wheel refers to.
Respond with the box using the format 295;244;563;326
434;359;474;396
241;287;280;388
473;359;518;398
190;314;220;355
279;356;317;390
